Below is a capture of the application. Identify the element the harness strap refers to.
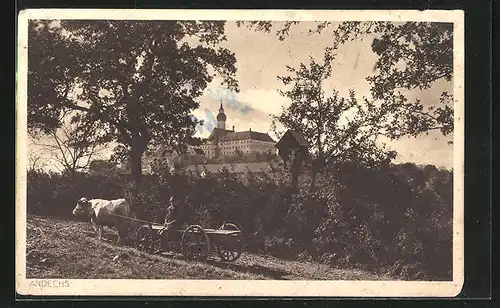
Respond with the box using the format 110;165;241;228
106;211;162;225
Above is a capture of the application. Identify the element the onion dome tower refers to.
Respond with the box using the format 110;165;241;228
217;102;227;129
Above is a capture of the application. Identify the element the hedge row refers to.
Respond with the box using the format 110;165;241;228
27;161;453;280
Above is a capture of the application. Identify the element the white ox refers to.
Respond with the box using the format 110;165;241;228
72;197;135;244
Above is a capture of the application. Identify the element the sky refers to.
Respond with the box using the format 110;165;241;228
190;21;454;169
28;20;455;171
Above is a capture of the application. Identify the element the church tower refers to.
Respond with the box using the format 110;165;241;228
217;102;227;130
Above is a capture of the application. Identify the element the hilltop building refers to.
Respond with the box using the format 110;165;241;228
199;103;276;158
140;103;277;173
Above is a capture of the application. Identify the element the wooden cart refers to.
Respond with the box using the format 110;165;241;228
135;222;244;262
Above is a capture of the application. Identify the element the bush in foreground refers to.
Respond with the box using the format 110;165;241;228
26;161;452;280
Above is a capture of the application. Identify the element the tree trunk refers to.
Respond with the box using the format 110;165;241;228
131;148;143;186
310;168;318;192
130;146;146;216
309;159;320;192
290;150;301;192
309;155;324;192
291;167;299;191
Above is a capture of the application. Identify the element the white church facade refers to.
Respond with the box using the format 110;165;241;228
141;103;277;172
198;103;276;158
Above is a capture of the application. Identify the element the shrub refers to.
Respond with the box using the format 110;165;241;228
27;170;129;217
27;161;453;280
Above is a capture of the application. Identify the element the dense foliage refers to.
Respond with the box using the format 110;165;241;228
238;21;454;139
27;161;452;280
28;20;239;205
272;48;399;190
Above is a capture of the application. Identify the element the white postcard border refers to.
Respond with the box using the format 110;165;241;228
16;9;465;297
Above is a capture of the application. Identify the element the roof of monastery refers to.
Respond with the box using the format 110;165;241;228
207;128;275;143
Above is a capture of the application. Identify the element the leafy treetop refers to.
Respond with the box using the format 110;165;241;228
238;21;454;139
28;20;239;189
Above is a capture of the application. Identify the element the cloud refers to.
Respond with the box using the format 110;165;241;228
204;85;255;115
194;81;292;137
237;88;290;116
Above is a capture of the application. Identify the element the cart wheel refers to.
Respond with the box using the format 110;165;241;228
218;222;240;231
216;223;244;262
181;225;210;260
136;225;153;253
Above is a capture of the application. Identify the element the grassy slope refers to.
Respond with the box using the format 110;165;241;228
26;216;391;280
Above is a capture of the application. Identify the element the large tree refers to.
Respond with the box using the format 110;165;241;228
28;20;239;210
272;48;397;190
28;21;80;134
238;21;454;139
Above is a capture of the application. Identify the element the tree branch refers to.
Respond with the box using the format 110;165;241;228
50;131;72;171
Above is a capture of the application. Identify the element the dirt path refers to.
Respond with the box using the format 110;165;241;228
25;215;390;280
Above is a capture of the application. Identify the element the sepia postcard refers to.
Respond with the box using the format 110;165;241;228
16;9;464;297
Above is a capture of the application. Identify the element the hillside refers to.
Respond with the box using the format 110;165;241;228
25;216;392;280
